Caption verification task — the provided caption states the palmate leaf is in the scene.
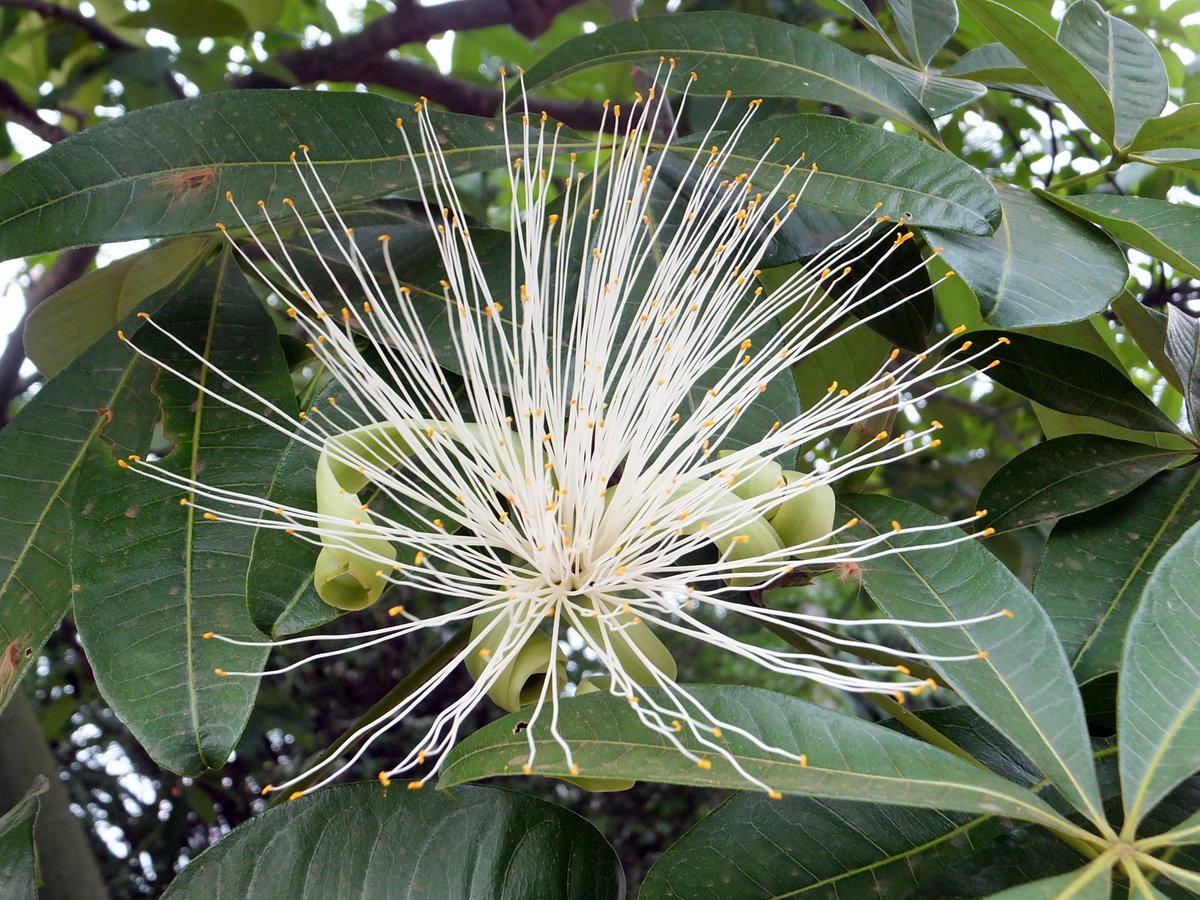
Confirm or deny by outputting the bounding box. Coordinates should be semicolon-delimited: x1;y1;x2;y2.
440;687;1067;832
977;435;1187;535
640;707;1040;899
161;784;623;900
840;495;1104;826
0;91;592;260
1036;469;1200;684
72;252;294;774
23;236;216;378
521;11;940;140
713;115;999;235
1119;519;1200;830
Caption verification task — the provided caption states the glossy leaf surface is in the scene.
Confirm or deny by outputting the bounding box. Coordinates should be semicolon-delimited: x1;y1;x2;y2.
841;495;1103;824
73;254;292;773
1036;468;1200;684
441;687;1064;829
161;784;623;900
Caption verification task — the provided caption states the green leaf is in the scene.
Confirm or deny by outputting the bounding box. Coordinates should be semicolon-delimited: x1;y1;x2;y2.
640;707;1039;900
1037;192;1200;281
73;253;294;774
870;57;988;118
958;0;1115;144
840;494;1104;825
963;331;1182;436
643;795;991;899
827;0;903;57
521;12;941;140
1129;103;1200;153
0;777;43;900
1056;0;1167;149
983;863;1113;899
442;687;1066;830
1113;292;1185;396
161;783;623;899
1036;469;1200;684
1119;518;1200;828
24;236;215;377
885;0;958;68
719;115;999;235
945;43;1045;85
978;435;1186;534
0;92;588;260
245;403;339;638
1166;306;1200;434
0;307;163;714
925;183;1127;328
118;0;249;37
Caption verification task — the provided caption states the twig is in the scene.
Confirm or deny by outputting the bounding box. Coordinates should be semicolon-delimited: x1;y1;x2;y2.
0;79;68;143
357;58;609;131
0;0;136;51
0;0;185;100
253;0;589;88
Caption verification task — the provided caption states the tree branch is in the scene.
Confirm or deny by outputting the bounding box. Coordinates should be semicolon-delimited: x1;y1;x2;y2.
262;0;588;87
0;79;68;144
0;0;135;50
356;58;609;131
0;0;185;100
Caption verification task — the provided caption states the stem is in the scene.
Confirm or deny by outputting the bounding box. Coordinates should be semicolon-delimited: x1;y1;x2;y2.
867;692;987;769
271;622;471;803
1047;156;1124;192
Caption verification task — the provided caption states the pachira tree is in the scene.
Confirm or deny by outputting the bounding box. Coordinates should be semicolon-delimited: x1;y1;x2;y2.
1;0;1199;897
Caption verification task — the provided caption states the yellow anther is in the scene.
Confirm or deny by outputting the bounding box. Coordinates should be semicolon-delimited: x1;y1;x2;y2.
202;631;215;639
288;792;303;801
768;790;782;800
407;782;423;791
696;759;712;770
378;772;391;787
388;605;406;617
214;668;228;677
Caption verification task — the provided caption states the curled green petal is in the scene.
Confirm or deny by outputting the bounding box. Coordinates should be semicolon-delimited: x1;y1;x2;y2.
312;420;512;609
313;449;397;610
466;610;566;713
769;474;836;549
573;609;678;683
672;478;785;587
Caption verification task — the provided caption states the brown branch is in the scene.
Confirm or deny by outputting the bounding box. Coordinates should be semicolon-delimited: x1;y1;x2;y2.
0;0;136;50
0;0;185;100
0;246;97;426
268;0;588;85
357;58;609;131
0;79;68;143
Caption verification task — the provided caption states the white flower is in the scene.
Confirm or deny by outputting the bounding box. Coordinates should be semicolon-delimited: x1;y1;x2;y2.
118;64;1009;800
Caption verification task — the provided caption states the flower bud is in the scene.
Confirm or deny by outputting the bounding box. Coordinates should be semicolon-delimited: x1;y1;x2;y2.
769;474;836;549
572;609;678;683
